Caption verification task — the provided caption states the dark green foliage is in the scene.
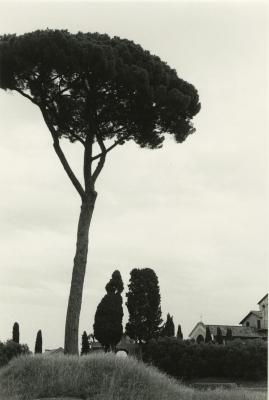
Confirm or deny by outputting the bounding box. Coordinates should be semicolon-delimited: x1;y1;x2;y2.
105;270;124;294
215;327;223;344
176;324;183;340
12;322;19;344
205;326;212;343
0;340;30;368
81;331;90;355
0;30;200;150
143;337;267;381
94;270;124;351
126;268;162;343
34;330;42;354
0;29;200;354
161;314;175;337
225;327;233;341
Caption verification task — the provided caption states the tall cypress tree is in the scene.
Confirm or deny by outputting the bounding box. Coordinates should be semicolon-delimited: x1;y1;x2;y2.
81;331;90;355
215;327;223;344
12;322;19;344
205;326;212;343
94;270;124;352
126;268;162;343
176;324;183;340
162;313;175;337
225;327;233;342
34;330;42;354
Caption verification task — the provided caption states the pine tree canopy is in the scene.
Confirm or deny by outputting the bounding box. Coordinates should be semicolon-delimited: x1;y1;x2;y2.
0;29;200;150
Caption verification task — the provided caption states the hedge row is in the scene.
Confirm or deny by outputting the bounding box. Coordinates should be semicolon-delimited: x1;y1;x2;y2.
142;337;267;380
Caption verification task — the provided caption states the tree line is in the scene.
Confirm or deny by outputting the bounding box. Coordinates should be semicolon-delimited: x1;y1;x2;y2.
0;322;43;368
82;267;183;354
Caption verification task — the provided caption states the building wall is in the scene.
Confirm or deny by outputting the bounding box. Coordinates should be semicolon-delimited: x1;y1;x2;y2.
241;313;262;329
259;296;268;330
189;323;206;342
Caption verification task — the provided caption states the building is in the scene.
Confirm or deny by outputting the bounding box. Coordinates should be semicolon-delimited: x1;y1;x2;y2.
239;294;268;332
44;347;64;356
189;294;268;343
88;333;138;355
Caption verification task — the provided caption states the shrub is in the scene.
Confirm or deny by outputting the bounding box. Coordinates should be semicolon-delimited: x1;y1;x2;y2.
143;337;267;381
0;340;30;368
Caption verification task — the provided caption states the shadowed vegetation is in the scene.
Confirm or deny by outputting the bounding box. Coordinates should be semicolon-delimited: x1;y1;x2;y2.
0;353;266;400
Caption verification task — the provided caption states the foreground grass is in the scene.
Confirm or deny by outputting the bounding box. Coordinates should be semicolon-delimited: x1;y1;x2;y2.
0;353;266;400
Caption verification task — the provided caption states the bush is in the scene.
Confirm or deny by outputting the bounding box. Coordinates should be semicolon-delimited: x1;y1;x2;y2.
143;337;267;381
0;340;30;368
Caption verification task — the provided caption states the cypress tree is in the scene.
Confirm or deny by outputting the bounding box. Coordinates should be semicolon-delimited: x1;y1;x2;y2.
94;270;124;352
176;324;183;340
215;327;223;344
34;330;42;354
162;314;175;337
126;268;162;343
225;327;233;342
81;331;90;355
205;326;212;343
12;322;19;343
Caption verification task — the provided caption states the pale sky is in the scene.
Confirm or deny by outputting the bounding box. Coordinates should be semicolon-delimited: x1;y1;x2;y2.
0;0;268;351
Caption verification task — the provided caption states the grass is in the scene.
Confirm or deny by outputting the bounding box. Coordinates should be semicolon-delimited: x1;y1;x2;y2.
0;353;267;400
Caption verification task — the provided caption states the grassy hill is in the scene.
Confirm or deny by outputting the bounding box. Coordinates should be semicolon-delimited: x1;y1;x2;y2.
0;353;266;400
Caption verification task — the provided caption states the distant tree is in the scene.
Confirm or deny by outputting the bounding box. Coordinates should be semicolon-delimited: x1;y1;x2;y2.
126;268;162;343
176;324;183;340
215;327;223;344
12;322;19;344
162;314;175;337
205;326;212;343
0;340;30;367
94;270;124;352
225;327;233;342
81;331;90;355
0;30;200;354
34;330;42;354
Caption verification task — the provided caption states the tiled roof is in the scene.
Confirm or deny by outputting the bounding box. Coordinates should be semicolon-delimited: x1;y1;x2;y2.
206;325;266;338
239;310;262;324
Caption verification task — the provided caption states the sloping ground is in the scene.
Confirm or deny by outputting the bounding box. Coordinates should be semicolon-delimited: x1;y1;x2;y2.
0;353;267;400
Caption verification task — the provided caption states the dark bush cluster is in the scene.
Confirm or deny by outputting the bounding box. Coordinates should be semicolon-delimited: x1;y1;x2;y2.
143;337;267;381
0;340;30;368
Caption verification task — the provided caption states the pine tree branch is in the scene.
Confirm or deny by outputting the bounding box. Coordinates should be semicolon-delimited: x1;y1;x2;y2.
69;132;86;146
91;139;121;161
40;106;85;199
83;134;93;191
14;88;39;106
91;134;106;183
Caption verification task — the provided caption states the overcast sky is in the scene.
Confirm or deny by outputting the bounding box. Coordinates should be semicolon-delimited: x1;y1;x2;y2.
0;0;268;351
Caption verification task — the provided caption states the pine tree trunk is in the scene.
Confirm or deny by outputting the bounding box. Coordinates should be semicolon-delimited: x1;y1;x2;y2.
64;192;97;354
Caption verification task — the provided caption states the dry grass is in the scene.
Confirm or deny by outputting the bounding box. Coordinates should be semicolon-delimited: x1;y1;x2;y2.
0;353;266;400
